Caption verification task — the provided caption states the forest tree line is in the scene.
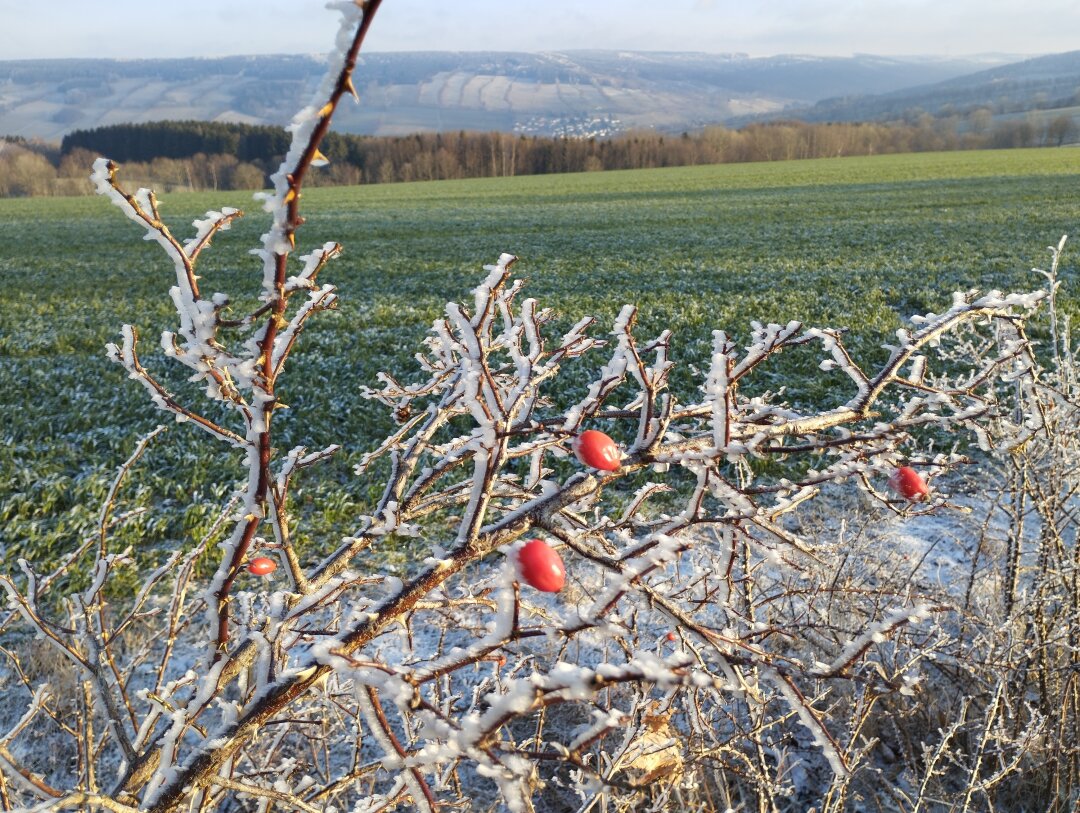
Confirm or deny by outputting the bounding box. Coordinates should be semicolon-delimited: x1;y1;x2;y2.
2;110;1077;197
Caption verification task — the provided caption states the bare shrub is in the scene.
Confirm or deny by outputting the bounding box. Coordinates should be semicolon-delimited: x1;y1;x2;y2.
0;4;1067;812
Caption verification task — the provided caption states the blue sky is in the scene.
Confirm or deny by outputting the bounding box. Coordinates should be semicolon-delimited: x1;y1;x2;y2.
1;0;1077;60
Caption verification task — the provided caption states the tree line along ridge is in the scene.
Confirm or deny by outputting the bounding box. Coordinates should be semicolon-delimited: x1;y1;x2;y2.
1;110;1077;196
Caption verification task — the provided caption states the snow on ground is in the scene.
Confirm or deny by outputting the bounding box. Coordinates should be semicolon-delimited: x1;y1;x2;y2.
0;466;1042;809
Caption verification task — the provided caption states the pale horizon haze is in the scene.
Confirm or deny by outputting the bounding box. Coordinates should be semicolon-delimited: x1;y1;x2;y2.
0;0;1076;61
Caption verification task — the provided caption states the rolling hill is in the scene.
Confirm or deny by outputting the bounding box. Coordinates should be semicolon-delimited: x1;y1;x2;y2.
780;50;1080;124
0;50;1018;141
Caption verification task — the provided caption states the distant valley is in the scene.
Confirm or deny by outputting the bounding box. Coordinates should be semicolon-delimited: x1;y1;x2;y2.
0;50;1029;141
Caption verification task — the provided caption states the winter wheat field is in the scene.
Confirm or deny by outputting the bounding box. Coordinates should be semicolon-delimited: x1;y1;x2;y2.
2;149;1077;569
2;145;1080;812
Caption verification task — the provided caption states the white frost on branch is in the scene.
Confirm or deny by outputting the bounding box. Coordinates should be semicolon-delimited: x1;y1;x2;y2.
812;604;933;677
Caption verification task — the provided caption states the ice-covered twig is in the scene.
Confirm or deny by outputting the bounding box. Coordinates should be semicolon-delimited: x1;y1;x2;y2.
106;326;245;446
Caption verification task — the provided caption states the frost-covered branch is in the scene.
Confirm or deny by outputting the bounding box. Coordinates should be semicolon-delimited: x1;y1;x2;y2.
108;248;1045;811
11;240;1047;811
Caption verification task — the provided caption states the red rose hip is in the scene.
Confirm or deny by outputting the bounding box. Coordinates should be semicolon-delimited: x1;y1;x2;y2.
888;466;930;502
247;556;278;576
516;539;566;593
572;430;621;471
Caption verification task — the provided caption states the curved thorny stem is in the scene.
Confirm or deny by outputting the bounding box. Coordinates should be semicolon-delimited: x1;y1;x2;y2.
90;0;385;668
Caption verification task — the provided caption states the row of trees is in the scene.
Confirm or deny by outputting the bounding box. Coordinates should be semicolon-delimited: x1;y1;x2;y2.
61;120;292;164
3;109;1078;196
0;140;267;197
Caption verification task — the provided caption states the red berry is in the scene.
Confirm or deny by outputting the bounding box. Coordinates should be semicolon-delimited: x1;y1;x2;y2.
572;430;621;471
666;632;678;642
247;556;277;576
888;466;930;502
517;539;566;593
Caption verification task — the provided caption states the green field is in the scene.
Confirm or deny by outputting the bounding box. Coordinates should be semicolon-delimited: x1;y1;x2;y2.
2;147;1079;567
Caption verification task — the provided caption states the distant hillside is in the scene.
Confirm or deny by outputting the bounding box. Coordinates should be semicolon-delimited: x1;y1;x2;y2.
780;50;1080;124
0;51;1014;141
